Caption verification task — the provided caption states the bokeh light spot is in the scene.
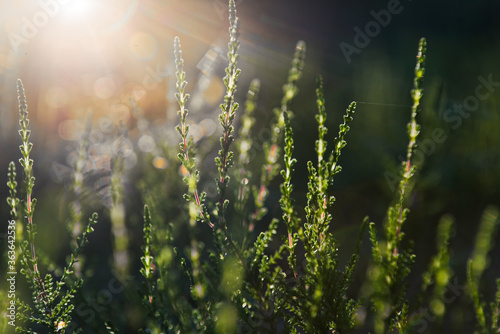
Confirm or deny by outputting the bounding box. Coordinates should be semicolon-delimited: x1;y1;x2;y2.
430;299;445;316
129;32;158;60
190;123;202;142
179;165;189;177
202;75;225;105
138;134;156;152
199;118;217;137
153;156;167;169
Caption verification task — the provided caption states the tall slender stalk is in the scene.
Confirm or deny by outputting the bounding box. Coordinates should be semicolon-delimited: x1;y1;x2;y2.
174;36;212;229
392;38;427;255
174;36;214;326
14;79;98;333
17;79;43;294
369;37;427;334
250;40;306;232
215;0;241;231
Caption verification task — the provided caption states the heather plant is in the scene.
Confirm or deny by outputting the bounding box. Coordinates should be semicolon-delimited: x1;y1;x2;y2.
6;80;99;333
366;38;426;334
139;2;404;332
138;2;366;332
2;1;500;333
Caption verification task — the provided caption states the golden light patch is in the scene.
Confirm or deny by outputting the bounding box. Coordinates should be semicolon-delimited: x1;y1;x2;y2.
202;75;225;106
129;31;158;60
56;321;66;331
179;164;189;177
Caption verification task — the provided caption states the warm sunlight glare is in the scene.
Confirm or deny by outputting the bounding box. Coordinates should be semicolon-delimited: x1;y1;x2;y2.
59;0;97;20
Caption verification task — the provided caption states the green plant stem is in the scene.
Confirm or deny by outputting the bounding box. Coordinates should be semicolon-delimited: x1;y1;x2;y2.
393;37;426;255
7;161;19;220
140;205;155;309
250;40;306;228
368;38;426;334
17;78;43;289
215;0;241;230
279;110;300;278
174;36;212;228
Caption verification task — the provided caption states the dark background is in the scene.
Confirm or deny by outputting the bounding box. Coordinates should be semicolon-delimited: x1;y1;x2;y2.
1;0;499;332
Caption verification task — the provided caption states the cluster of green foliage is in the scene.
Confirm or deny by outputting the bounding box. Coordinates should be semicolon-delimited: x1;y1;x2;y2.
2;1;499;333
5;80;98;333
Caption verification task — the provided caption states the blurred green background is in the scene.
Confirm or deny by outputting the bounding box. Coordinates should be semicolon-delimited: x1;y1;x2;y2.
1;0;499;332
